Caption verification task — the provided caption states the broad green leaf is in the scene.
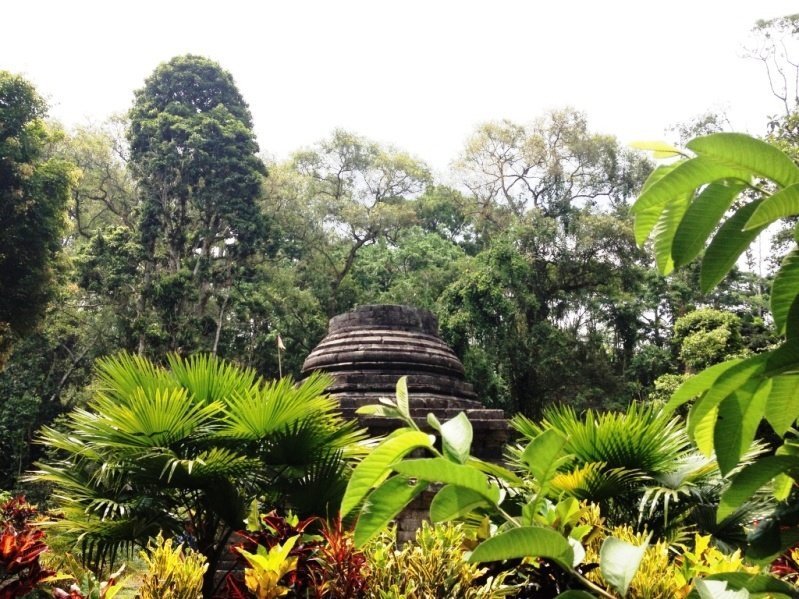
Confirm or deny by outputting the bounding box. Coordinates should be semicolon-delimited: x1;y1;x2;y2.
693;579;749;599
713;378;770;475
701;199;767;292
774;473;794;501
599;535;649;597
664;359;743;413
427;412;473;464
745;183;799;231
771;248;799;335
672;182;746;268
629;140;684;159
718;455;799;521
340;430;433;517
631;157;751;243
356;404;401;418
395;376;410;419
429;484;489;522
555;592;597;599
633;162;681;245
353;475;426;547
468;526;574;571
765;375;799;436
466;457;523;484
787;296;799;340
766;339;799;376
687;133;799;188
521;428;569;486
687;356;766;454
653;191;690;274
701;573;797;597
393;458;501;505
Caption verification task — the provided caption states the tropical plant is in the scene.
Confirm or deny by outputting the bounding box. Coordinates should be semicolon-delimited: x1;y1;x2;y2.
362;521;512;599
50;558;125;599
138;533;206;599
224;509;322;598
29;353;365;598
512;404;770;545
314;517;368;599
342;378;654;598
631;133;799;560
0;495;61;599
236;536;300;599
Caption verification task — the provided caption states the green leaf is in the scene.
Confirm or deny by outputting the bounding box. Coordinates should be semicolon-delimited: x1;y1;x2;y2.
521;428;569;487
599;535;649;597
353;475;426;547
356;404;402;418
631;157;751;244
429;484;489;522
672;182;746;268
746;183;799;231
468;526;574;571
555;592;597;599
787;296;799;340
395;376;410;419
687;133;799;188
393;458;501;505
427;412;473;464
340;430;433;517
766;339;799;376
718;455;799;521
693;579;749;599
687;356;766;455
765;375;799;436
701;199;767;292
629;140;684;159
702;573;797;597
713;378;769;476
664;359;743;413
653;191;691;274
771;248;799;336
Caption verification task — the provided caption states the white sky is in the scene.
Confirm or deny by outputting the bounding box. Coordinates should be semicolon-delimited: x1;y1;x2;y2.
3;0;798;173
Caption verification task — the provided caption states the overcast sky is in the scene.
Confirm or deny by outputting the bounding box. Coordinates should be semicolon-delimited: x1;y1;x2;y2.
3;1;798;172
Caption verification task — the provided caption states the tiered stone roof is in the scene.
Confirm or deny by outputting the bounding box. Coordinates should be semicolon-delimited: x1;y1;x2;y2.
301;304;508;461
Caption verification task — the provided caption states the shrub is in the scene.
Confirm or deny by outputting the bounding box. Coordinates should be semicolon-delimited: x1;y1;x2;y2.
138;534;206;599
362;522;512;599
0;495;55;598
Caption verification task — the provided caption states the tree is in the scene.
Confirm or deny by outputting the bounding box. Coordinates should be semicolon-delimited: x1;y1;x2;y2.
127;55;268;354
438;210;646;415
32;353;364;598
455;109;650;225
289;130;431;315
0;72;75;368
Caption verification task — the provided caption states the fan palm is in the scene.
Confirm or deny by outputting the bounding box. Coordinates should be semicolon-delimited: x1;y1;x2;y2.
511;403;769;543
29;352;365;598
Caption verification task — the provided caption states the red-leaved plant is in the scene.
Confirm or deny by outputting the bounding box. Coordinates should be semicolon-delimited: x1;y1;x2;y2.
0;496;55;599
223;511;322;598
312;517;367;599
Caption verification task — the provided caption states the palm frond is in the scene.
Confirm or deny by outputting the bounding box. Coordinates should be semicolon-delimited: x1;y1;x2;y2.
550;462;645;501
167;352;259;405
219;372;337;440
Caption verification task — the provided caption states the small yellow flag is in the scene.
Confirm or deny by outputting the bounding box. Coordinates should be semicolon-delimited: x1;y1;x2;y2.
277;334;286;351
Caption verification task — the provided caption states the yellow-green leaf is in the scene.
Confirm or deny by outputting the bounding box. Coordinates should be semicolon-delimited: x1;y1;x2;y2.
771;249;799;336
700;199;767;292
468;526;574;571
340;430;433;517
687;133;799;188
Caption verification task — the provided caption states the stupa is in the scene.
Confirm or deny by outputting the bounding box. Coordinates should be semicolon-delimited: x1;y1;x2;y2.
301;304;508;461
